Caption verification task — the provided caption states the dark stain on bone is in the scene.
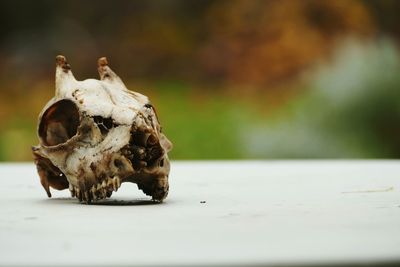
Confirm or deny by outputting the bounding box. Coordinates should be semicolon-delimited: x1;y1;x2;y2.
130;131;148;147
90;162;96;173
79;124;91;135
93;116;119;135
122;123;164;171
144;104;160;125
62;63;71;73
71;89;80;99
114;159;124;169
98;172;106;181
145;145;163;167
147;134;157;146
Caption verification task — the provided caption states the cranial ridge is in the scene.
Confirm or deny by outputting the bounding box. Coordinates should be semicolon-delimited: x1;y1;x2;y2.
32;55;172;203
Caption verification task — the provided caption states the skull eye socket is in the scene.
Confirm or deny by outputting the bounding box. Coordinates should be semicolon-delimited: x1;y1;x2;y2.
39;99;80;146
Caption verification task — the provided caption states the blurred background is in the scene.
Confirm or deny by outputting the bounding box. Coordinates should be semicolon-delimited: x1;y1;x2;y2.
0;0;400;161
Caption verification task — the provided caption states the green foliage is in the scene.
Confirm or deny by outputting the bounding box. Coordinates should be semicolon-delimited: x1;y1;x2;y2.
0;117;37;161
151;82;256;159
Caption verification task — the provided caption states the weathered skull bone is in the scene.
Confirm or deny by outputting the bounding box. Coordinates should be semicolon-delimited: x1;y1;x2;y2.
32;55;172;203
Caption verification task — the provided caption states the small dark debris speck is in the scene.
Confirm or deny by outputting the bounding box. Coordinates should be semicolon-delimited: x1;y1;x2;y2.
200;201;206;204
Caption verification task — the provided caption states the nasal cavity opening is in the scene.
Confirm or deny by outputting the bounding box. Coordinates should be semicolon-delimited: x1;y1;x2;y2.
39;99;80;146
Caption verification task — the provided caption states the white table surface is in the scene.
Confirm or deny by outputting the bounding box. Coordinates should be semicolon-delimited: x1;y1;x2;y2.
0;161;399;266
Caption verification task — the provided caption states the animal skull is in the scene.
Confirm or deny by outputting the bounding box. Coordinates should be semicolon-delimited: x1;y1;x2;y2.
32;55;172;203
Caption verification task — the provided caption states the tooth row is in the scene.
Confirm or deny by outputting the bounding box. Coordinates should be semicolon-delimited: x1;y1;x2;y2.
69;176;122;203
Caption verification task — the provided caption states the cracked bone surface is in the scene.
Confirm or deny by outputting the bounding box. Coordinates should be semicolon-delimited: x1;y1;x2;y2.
32;55;172;203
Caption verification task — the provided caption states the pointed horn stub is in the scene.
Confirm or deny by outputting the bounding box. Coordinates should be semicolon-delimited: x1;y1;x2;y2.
97;57;126;88
98;57;108;67
55;55;76;98
56;55;71;73
98;56;115;80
